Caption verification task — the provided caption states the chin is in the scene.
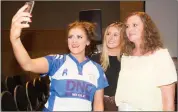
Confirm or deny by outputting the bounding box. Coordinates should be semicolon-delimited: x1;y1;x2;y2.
107;44;118;49
128;37;134;42
129;39;137;43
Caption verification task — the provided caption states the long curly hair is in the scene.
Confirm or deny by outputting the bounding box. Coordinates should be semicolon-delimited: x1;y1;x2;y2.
121;12;164;55
67;21;97;56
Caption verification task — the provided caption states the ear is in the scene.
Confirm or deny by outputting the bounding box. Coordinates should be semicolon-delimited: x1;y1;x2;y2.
86;41;90;46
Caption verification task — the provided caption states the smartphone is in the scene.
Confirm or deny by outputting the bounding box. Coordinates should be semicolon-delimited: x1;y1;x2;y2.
22;1;35;24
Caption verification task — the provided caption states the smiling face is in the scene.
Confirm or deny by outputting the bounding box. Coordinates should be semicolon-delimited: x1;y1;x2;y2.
105;26;121;49
68;27;90;56
125;15;144;45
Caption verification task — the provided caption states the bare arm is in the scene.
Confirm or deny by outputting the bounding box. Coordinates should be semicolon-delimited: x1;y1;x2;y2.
160;83;176;111
93;89;104;111
10;4;48;74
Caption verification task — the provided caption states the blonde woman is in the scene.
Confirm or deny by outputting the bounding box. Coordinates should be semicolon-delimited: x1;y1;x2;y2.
91;22;124;111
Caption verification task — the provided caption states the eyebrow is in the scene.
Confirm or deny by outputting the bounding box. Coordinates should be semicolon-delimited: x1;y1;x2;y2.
68;34;83;37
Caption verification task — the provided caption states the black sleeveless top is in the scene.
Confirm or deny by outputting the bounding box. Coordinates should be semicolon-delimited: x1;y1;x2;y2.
91;53;121;96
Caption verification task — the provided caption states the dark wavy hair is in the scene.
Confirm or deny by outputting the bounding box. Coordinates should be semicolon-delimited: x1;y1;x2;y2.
121;12;164;55
67;21;97;56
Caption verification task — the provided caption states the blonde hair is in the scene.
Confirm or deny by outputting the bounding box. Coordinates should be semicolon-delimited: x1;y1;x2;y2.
101;22;124;71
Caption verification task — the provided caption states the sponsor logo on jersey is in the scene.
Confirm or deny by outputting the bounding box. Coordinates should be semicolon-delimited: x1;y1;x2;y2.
65;80;95;101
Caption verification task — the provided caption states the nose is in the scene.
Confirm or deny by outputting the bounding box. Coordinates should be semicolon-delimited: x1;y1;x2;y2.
71;36;77;43
109;34;115;40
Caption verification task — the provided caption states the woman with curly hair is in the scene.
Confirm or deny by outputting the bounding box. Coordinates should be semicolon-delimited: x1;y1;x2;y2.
115;12;177;111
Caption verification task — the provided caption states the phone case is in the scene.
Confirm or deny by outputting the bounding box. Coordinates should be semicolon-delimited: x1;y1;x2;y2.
24;1;35;13
22;1;35;24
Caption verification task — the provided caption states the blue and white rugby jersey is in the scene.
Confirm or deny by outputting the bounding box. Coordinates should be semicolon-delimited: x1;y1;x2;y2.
42;54;109;111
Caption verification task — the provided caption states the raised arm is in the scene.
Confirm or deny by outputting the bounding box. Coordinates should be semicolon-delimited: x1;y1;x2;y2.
10;4;48;74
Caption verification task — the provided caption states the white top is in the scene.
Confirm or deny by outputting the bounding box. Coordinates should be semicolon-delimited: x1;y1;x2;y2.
115;48;177;111
42;54;108;111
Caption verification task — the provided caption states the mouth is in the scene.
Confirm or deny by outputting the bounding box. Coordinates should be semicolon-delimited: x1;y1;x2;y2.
72;44;80;48
129;33;136;37
108;41;115;44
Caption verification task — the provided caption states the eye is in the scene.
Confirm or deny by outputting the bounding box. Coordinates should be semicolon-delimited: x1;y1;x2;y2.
114;33;119;36
125;25;129;28
77;35;82;39
68;35;72;39
106;32;110;36
133;23;137;27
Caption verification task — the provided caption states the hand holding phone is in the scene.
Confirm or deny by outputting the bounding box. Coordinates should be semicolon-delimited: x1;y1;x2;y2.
22;1;35;24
